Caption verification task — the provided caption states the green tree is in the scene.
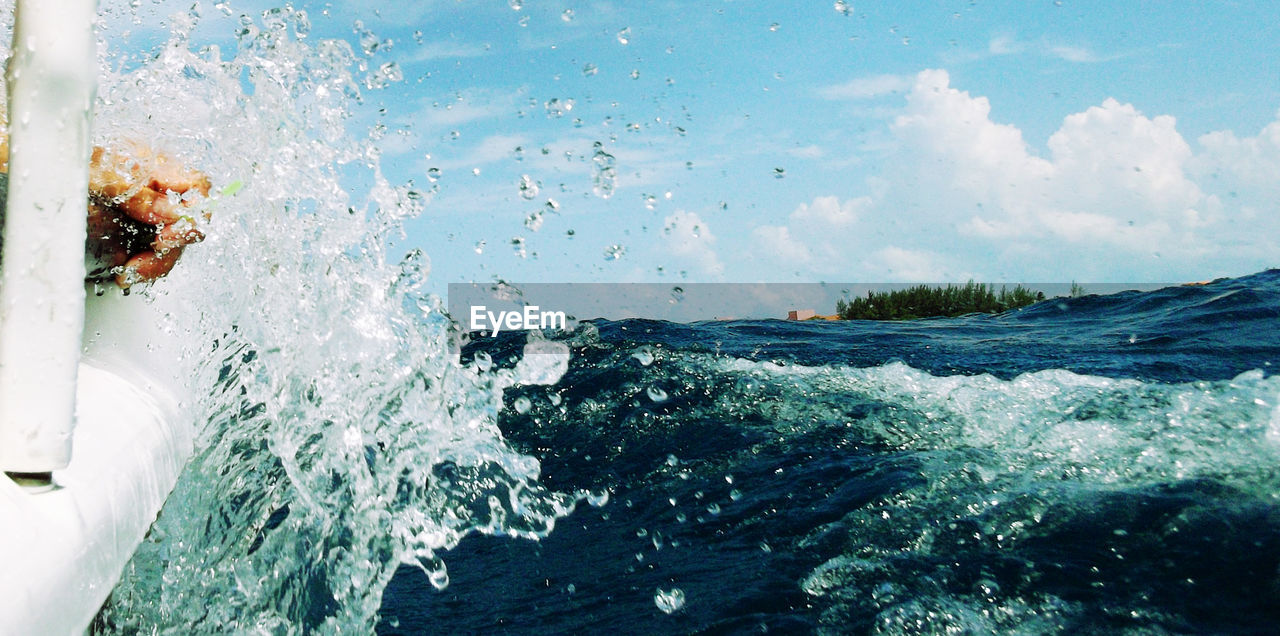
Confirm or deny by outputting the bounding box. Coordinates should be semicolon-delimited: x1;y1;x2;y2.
836;283;1045;321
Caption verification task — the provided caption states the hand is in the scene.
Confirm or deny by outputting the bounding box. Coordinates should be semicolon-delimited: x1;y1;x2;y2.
87;140;212;287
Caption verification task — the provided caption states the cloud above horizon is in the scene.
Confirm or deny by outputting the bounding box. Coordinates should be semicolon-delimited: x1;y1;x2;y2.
752;69;1279;281
663;210;724;278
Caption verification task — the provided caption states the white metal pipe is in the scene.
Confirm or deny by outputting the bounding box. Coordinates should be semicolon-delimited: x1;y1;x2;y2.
0;0;99;476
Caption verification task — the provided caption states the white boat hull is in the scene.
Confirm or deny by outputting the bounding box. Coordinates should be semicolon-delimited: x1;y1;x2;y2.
0;285;192;634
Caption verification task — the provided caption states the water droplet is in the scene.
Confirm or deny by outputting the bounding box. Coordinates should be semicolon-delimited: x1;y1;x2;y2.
474;352;493;371
729;488;742;501
512;237;527;258
354;20;387;56
602;244;626;261
655;588;686;614
592;142;617;198
834;0;853;16
518;175;540;200
769;22;780;31
630;69;641;80
524;210;545;231
666;454;680;467
473;239;486;254
617;27;631;45
706;502;721;515
647;386;669;403
675;512;687;523
472;167;481;176
545;97;574;118
773;167;786;179
513;396;532;414
367;61;403;89
509;0;522;10
562;9;575;21
582;63;598;76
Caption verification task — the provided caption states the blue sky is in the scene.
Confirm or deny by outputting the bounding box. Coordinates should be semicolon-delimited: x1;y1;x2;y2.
104;1;1280;294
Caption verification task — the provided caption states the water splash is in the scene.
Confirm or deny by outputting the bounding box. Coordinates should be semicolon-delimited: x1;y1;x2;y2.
88;7;582;633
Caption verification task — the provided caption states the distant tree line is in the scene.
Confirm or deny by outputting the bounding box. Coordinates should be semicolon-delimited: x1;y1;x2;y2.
835;282;1045;320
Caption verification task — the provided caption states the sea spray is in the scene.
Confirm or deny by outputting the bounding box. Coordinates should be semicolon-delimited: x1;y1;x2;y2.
83;5;582;633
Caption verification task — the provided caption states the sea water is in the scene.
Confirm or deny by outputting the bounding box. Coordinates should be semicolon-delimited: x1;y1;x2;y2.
386;274;1279;633
35;3;1279;634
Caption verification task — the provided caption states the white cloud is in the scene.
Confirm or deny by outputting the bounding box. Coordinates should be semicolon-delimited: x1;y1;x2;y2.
818;74;913;100
884;69;1209;255
865;247;951;281
746;69;1277;281
988;35;1023;56
410;88;524;131
1046;98;1203;221
945;35;1112;65
751;225;811;265
1047;44;1102;63
662;211;724;277
787;145;826;159
1194;113;1280;202
429;133;529;171
792;195;867;228
748;195;873;277
401;40;493;64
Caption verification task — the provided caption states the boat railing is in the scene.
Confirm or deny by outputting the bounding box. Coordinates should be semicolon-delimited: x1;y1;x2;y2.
0;0;99;489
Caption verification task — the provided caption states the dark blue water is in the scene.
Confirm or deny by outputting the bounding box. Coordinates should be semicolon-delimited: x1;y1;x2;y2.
379;270;1280;634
